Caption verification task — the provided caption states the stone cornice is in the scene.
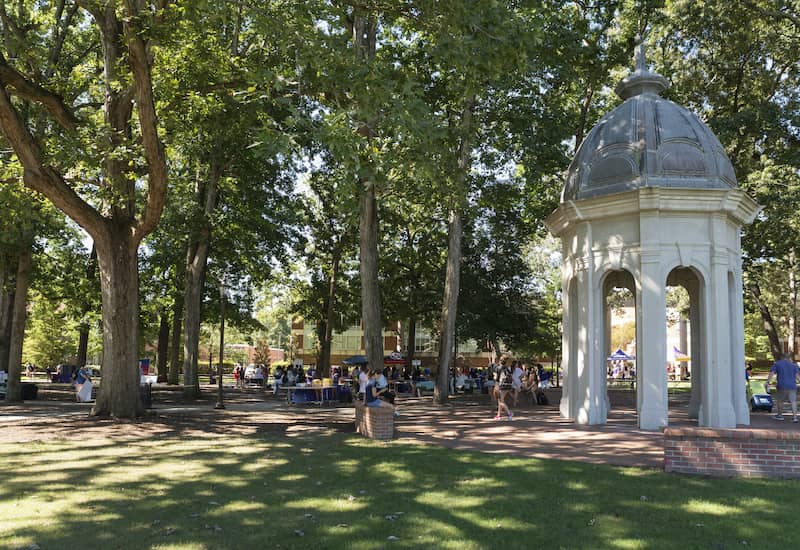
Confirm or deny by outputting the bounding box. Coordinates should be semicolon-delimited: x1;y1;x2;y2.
545;188;761;237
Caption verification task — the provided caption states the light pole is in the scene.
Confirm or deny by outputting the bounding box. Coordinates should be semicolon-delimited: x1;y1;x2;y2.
215;278;226;410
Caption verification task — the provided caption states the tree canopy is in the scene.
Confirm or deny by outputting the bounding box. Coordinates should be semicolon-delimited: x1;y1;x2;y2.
3;0;799;413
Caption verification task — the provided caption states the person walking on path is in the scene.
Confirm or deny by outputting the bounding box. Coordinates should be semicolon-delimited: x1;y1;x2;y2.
494;361;513;421
765;353;800;422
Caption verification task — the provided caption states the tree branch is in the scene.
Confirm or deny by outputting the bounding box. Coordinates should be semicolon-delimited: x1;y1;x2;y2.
123;1;167;244
0;83;104;237
0;52;79;130
45;2;80;79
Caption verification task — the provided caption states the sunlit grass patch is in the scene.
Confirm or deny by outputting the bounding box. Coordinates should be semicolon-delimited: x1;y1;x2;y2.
1;430;799;549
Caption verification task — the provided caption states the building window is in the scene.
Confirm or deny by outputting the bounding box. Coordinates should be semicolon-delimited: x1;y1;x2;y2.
415;332;433;353
332;326;363;352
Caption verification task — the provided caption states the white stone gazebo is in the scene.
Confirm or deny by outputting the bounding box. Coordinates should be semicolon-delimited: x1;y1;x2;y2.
545;43;760;430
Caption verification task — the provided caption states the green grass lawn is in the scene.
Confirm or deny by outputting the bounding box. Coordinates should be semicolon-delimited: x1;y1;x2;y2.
2;430;799;549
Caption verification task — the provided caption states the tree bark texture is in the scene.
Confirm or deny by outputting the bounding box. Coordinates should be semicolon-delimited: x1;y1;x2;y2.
434;95;474;404
168;294;183;385
360;180;384;374
0;4;167;417
789;250;797;357
5;247;31;402
749;280;783;360
318;252;341;376
75;243;97;368
156;311;170;382
0;264;12;373
435;208;463;404
351;12;383;373
406;316;416;369
91;228;143;417
182;239;207;398
181;163;220;397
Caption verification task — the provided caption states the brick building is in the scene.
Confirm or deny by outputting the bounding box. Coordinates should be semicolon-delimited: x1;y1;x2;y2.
290;319;492;371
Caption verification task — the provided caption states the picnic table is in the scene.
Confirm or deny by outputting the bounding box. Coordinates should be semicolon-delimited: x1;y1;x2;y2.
388;380;414;394
285;385;341;406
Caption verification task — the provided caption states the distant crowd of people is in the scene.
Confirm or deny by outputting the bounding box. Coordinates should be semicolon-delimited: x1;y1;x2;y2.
488;358;552;421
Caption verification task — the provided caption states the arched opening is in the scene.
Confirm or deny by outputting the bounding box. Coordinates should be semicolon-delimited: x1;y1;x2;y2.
602;269;637;416
666;267;704;424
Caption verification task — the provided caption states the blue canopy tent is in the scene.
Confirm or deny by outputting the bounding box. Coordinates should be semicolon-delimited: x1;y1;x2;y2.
669;346;690;362
608;349;635;361
341;355;368;365
342;354;407;366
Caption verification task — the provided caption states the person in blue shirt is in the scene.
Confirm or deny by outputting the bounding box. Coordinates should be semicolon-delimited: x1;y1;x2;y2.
74;366;92;402
766;353;800;422
365;370;396;415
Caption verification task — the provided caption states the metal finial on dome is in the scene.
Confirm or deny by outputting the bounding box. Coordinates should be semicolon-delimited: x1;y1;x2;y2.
634;34;647;72
615;35;669;100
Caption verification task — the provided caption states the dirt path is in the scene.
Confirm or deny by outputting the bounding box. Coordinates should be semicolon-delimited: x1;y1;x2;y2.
2;384;793;470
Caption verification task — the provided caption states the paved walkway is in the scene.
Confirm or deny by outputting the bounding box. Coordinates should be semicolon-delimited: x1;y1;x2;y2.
2;385;797;470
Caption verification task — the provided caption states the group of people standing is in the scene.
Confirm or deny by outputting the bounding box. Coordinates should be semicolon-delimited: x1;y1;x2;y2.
491;358;549;421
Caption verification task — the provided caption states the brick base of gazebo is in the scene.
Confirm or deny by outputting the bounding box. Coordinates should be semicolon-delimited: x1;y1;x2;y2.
665;427;800;478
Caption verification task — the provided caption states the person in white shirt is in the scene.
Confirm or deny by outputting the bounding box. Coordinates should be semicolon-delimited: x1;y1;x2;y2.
358;365;369;401
512;361;524;407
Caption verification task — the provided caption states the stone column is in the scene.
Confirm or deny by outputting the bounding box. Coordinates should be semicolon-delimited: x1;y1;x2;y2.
585;263;608;424
687;279;702;419
603;291;612;413
637;249;668;429
700;241;737;428
560;268;576;420
572;256;603;424
729;264;750;425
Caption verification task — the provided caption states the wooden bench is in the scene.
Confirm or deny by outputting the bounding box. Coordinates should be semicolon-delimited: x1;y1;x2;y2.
354;402;395;440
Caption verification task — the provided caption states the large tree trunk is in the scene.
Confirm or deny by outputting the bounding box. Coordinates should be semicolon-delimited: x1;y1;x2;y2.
360;180;384;373
168;294;183;385
0;3;166;418
182;163;220;397
351;13;383;373
749;279;783;360
182;239;208;398
318;253;341;377
156;310;169;382
75;244;97;368
492;339;502;363
0;263;12;373
406;316;416;369
434;95;474;405
5;247;32;402
789;250;797;357
92;229;143;417
435;208;463;404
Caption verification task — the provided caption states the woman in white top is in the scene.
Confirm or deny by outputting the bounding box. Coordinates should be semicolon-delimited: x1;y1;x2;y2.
511;361;524;407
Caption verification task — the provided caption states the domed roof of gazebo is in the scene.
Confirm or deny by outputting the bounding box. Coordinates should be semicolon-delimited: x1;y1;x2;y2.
562;42;737;202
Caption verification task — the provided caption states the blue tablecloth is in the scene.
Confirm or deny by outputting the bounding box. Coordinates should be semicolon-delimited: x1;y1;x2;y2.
287;386;339;404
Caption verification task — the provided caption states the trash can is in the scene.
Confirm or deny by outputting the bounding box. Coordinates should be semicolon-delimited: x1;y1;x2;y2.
140;383;152;409
21;382;38;400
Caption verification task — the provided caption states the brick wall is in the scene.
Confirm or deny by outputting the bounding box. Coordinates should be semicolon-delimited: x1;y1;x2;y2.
354;402;395;440
664;427;800;478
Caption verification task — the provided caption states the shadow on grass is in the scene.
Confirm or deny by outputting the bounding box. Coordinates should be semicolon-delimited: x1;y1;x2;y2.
3;426;800;550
